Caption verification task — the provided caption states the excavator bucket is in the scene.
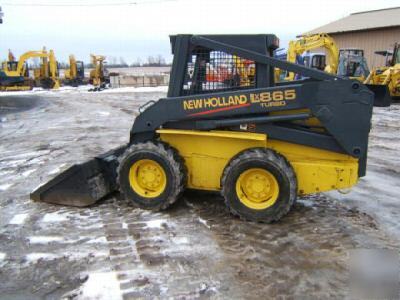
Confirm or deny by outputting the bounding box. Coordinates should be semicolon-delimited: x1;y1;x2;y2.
366;84;392;107
30;147;125;207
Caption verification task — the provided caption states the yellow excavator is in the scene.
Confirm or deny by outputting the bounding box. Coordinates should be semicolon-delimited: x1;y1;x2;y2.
89;54;108;91
0;49;54;91
364;43;400;99
32;47;60;89
284;33;339;80
1;49;28;78
282;33;370;82
64;55;85;86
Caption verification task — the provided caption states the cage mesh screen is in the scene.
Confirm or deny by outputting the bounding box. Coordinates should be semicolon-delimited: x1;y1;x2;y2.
182;49;256;95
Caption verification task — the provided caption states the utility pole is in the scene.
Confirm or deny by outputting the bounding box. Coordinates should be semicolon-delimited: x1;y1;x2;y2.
0;6;3;24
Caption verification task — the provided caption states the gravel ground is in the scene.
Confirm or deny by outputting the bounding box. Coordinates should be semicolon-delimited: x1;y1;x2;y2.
0;87;399;299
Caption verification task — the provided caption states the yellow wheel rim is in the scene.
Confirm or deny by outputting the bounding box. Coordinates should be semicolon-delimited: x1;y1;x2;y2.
235;168;279;210
129;159;167;198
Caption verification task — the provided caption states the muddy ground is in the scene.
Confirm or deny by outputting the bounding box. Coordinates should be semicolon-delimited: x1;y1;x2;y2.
0;87;399;299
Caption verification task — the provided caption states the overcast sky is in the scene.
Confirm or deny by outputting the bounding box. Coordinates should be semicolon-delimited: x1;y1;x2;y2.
0;0;399;64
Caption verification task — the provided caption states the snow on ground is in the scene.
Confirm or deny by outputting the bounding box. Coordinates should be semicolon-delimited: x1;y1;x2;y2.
28;236;64;244
24;250;109;265
0;90;399;299
0;183;13;191
48;163;67;175
103;86;168;93
42;212;70;222
9;213;28;225
0;85;168;97
22;169;36;177
74;272;122;300
198;217;211;229
144;219;167;229
25;253;59;262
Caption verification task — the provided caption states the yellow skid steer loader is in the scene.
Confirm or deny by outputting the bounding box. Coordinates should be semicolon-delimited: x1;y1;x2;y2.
31;34;391;223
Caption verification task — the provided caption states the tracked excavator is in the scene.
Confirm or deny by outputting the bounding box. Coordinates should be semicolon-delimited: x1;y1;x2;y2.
64;55;85;86
285;34;370;81
31;34;391;223
32;48;60;89
284;33;340;80
89;54;108;91
365;43;400;99
0;49;56;91
283;34;388;100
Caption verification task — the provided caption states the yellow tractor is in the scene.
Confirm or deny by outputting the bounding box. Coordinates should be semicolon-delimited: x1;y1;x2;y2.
364;43;400;99
31;34;391;223
32;47;60;89
64;55;85;86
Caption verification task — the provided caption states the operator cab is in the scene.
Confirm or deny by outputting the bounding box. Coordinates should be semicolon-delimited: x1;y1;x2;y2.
374;43;399;67
76;61;85;78
1;61;29;77
293;52;326;80
338;48;369;78
303;52;326;71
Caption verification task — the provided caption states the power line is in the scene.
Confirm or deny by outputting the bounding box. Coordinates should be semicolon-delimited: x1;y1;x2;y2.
1;0;178;7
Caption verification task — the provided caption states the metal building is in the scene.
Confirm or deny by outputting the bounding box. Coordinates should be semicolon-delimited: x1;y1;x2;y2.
303;7;400;68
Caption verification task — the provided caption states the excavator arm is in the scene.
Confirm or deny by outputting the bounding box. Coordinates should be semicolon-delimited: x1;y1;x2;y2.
90;54;106;88
66;55;77;79
8;49;15;62
285;33;339;80
3;49;59;89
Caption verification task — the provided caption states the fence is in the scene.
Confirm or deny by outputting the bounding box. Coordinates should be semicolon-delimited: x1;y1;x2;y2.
109;74;169;88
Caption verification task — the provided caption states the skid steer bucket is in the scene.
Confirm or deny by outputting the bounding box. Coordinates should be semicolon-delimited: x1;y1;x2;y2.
30;147;125;207
366;84;392;107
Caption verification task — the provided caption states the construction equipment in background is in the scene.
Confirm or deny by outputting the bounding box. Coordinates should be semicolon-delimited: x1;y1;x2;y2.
284;33;339;80
89;54;108;91
204;54;255;88
364;43;400;99
337;48;370;81
0;50;40;91
282;34;389;99
32;47;60;89
31;34;391;223
283;34;369;82
1;49;28;78
64;55;85;86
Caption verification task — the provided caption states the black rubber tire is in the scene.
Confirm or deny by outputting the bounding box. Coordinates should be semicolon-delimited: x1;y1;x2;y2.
117;141;186;211
221;148;297;223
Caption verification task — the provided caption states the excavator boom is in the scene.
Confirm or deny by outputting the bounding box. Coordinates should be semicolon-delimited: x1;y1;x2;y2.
2;48;60;89
285;33;339;80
